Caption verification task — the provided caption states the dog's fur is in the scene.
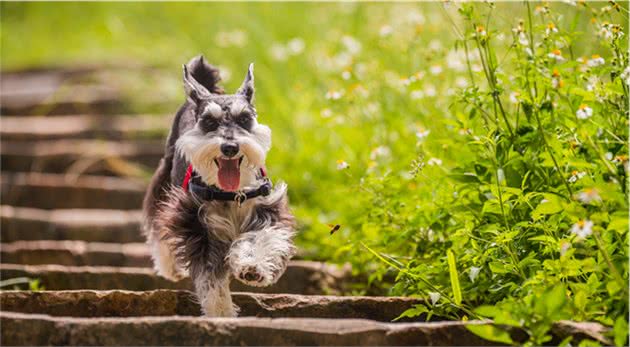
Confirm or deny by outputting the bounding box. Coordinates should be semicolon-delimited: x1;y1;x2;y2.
142;55;295;317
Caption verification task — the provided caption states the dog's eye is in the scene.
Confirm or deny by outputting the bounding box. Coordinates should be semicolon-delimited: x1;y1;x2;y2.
236;114;252;130
199;117;219;132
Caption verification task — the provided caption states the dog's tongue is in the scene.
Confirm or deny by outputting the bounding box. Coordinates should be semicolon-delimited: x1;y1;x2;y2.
217;158;240;192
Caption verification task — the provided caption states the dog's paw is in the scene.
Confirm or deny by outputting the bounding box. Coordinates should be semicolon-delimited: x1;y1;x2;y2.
233;264;278;287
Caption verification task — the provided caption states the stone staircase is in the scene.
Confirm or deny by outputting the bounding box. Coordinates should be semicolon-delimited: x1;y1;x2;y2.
0;67;610;346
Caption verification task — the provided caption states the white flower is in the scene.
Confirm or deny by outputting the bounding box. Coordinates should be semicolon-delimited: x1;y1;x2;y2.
424;84;437;97
215;30;248;48
576;104;593;119
325;90;344;100
535;5;549;14
545;23;558;36
548;49;565;62
287;38;305;55
410;90;424;99
509;91;520;104
587;55;605;67
341;71;352;80
455;77;468;88
571;220;594;239
427;157;442;166
620;66;630;86
586;76;599;91
446;50;467;72
568;170;587;183
518;32;529;46
475;25;487;38
341;35;362;55
524;47;534;57
605;152;613;161
336;160;349;170
560;241;571;256
270;43;288;61
416;128;430;140
320;108;333;118
429;40;442;51
407;11;425;25
370;146;391;160
430;65;443;75
429;292;441;305
379;25;393;37
469;267;481;283
577;188;602;204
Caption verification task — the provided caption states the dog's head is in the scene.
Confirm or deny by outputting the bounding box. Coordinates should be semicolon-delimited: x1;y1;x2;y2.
176;59;271;192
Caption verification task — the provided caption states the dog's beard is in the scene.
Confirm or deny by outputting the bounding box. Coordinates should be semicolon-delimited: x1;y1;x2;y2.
176;124;271;192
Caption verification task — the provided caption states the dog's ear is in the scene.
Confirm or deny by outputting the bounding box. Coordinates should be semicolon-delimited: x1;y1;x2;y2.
236;63;255;103
183;64;212;105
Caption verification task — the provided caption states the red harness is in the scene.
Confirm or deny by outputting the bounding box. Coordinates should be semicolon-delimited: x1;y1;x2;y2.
181;164;267;191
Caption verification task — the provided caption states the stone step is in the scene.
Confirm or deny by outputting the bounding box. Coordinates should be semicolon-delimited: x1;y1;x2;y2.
0;262;349;295
0;173;145;210
0;240;315;266
1;114;170;141
1;241;150;267
0;290;422;322
1;139;162;175
0;66;132;116
0;311;609;346
0;84;122;116
0;206;143;242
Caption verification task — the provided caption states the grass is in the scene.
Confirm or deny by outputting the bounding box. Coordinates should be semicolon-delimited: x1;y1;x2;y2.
2;2;628;345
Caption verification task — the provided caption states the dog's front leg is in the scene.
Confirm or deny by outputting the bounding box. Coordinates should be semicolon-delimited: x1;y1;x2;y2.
193;271;237;317
227;226;295;287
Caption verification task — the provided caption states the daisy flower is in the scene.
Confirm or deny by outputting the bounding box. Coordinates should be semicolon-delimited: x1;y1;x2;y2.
416;128;430;140
336;160;349;170
577;188;602;204
548;49;565;62
546;23;558;35
576;104;593;119
587;54;605;67
568;170;587;183
571;219;593;239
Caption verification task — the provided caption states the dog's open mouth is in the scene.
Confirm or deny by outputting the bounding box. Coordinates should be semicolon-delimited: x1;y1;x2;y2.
214;156;243;192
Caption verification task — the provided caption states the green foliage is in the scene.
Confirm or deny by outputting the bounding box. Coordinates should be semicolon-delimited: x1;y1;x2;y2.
1;2;627;344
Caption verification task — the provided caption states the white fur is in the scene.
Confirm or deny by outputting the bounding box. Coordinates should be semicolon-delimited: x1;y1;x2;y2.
147;228;185;281
175;121;271;190
228;225;295;287
194;274;238;317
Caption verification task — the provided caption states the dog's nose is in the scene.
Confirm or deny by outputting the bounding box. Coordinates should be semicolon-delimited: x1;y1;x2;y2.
220;143;239;157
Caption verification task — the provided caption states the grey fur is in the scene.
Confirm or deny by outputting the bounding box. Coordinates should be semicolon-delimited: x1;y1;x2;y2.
142;55;296;316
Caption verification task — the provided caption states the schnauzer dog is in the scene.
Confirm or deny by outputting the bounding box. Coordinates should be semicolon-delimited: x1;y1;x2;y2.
142;55;296;317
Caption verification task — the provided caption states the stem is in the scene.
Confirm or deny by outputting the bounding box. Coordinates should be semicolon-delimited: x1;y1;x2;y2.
593;232;628;297
533;109;574;199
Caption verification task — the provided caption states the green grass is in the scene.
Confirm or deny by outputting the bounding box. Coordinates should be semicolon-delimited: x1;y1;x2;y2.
2;2;628;345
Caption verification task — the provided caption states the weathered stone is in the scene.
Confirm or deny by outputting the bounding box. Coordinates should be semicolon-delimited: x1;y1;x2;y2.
0;261;349;295
0;312;499;346
0;173;145;210
0;68;122;115
0;115;169;141
0;290;423;321
0;311;610;346
1;241;150;267
0;139;162;175
0;206;144;243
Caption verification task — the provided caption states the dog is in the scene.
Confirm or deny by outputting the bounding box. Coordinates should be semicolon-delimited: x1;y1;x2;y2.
142;55;296;317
